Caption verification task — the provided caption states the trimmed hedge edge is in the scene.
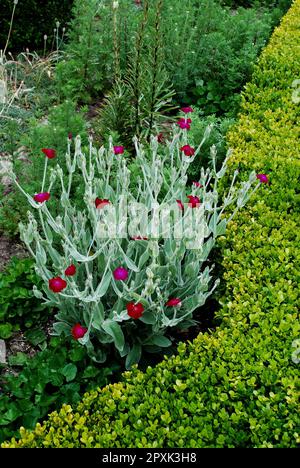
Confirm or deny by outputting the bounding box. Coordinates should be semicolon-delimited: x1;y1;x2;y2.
2;0;300;448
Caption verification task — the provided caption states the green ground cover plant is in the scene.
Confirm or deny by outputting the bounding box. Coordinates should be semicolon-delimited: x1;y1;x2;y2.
2;0;298;447
0;336;120;443
0;0;74;52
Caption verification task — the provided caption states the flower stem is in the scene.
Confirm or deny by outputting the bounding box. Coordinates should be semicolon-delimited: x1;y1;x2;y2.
41;157;48;192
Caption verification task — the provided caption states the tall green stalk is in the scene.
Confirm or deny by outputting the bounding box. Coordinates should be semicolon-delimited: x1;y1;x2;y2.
148;0;163;137
133;0;149;138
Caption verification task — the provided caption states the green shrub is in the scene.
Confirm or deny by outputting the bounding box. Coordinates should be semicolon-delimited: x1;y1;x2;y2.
183;4;273;115
97;0;176;144
3;0;299;448
0;257;48;339
13;123;257;367
219;1;293;28
0;0;74;52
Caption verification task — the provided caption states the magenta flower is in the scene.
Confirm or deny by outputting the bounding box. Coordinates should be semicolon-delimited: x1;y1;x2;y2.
177;118;192;130
166;298;182;307
49;277;67;293
256;174;269;184
113;146;125;155
65;264;76;276
42;148;56;159
192;181;202;188
71;323;88;340
113;267;129;281
181;106;193;114
34;192;50;203
157;132;164;143
180;145;195;157
68;133;73;140
187;195;200;208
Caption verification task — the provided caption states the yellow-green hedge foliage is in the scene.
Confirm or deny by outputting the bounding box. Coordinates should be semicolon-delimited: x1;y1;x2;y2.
3;0;300;448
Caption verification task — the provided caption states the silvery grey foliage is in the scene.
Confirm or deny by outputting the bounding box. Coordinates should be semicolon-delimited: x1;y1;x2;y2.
11;127;258;367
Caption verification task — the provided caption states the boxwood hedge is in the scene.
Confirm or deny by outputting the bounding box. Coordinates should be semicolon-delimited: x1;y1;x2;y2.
2;0;300;448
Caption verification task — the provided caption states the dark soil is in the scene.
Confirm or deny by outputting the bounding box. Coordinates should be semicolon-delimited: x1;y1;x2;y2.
0;235;28;272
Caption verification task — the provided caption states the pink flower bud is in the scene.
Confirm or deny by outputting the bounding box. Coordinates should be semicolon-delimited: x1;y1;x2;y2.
177;200;184;211
34;192;50;203
181;106;193;114
65;264;76;276
95;198;110;209
256;174;269;184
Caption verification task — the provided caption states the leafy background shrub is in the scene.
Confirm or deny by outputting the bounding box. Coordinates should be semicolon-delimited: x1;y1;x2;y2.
162;0;274;113
220;0;291;8
15;128;257;368
2;0;298;447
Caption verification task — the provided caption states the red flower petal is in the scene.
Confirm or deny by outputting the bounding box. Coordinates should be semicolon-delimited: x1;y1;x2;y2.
42;148;56;159
180;145;195;157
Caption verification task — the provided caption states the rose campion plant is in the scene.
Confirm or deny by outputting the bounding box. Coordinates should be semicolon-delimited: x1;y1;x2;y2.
11;127;260;368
